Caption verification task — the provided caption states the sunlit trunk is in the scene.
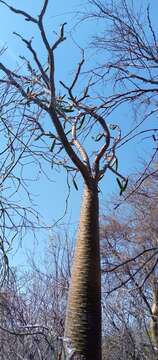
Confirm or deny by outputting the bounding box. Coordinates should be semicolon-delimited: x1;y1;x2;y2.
150;286;158;353
64;182;101;360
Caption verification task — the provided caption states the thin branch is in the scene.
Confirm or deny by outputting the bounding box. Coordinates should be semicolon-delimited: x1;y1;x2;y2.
39;0;49;21
0;0;38;23
72;114;91;171
13;32;49;87
103;247;158;273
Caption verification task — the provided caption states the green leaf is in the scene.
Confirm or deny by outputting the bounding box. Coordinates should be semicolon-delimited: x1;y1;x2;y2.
35;133;43;141
60;95;66;100
72;178;78;191
123;177;128;192
116;177;122;194
3;253;9;268
63;107;74;113
115;158;118;172
99;173;104;181
111;157;118;172
50;139;56;152
109;124;118;130
116;177;128;195
95;133;104;142
79;115;85;129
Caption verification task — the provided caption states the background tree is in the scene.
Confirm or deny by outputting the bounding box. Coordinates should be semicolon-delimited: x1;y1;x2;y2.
85;0;158;185
0;232;72;359
100;165;158;359
0;62;42;287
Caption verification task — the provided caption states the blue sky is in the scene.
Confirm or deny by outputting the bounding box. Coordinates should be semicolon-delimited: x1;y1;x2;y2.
0;1;157;269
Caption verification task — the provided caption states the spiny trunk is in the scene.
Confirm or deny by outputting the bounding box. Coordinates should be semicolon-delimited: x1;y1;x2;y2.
64;182;101;360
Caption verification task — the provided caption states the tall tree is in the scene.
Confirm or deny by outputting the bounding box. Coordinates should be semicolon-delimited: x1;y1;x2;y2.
0;1;126;358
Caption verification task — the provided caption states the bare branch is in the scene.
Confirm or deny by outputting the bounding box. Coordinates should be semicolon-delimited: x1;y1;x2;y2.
38;0;49;21
13;32;50;87
72;114;91;171
0;0;38;23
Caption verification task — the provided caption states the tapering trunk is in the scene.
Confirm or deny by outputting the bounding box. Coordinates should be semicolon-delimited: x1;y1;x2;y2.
64;182;101;360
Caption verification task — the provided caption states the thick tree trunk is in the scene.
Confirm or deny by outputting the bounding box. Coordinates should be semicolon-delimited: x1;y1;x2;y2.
64;182;101;360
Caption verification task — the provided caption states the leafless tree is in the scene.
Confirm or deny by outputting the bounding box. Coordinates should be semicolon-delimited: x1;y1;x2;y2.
100;166;158;358
84;0;158;188
0;54;45;288
0;231;73;359
0;1;131;358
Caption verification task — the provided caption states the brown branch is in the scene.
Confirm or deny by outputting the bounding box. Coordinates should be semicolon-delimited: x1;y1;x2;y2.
39;0;49;21
72;114;91;171
107;250;158;295
70;57;85;91
0;0;38;23
0;62;50;110
114;148;158;209
103;247;158;273
60;76;111;179
51;23;67;52
0;18;92;187
13;32;49;87
49;107;91;184
38;21;67;103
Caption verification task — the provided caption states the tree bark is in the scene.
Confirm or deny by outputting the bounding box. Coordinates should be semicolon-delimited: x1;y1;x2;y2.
150;286;158;356
64;181;101;360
